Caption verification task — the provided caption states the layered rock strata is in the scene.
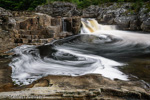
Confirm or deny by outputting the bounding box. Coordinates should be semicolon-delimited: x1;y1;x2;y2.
0;7;81;55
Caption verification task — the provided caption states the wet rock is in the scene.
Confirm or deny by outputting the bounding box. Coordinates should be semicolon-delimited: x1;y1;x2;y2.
62;17;81;34
33;79;49;87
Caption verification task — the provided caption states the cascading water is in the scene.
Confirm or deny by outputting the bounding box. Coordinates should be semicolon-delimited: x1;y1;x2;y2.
9;18;150;85
81;18;116;33
62;18;67;32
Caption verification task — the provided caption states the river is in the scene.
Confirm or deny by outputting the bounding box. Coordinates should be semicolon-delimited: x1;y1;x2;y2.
9;19;150;87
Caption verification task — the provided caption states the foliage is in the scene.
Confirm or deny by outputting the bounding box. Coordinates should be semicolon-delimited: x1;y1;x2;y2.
145;2;150;13
0;0;149;11
46;0;150;9
0;0;46;11
132;0;144;12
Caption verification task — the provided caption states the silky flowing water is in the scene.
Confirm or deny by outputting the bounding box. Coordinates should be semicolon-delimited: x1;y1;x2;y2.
9;19;150;86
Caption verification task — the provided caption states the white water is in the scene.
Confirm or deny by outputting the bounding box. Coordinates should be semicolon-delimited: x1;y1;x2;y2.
9;19;150;85
81;19;150;45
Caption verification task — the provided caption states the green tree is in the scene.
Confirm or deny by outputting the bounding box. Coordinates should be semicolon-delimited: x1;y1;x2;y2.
0;0;149;11
0;0;46;11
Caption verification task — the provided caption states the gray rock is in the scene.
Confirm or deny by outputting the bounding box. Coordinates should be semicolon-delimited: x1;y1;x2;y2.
148;12;150;16
35;4;53;15
0;7;12;16
97;3;129;24
130;19;141;30
35;2;81;17
121;3;132;9
114;16;136;29
141;17;150;32
139;7;149;22
82;5;100;18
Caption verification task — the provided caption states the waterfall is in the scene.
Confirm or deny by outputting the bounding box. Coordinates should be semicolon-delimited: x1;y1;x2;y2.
81;18;150;45
62;18;67;31
81;19;117;34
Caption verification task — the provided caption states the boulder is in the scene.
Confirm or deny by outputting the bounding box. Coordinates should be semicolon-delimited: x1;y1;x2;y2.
82;5;100;18
98;12;116;24
15;13;52;31
141;18;150;32
0;7;12;16
35;4;53;16
1;16;16;30
114;16;136;30
96;3;150;31
139;7;149;22
96;3;128;24
138;7;150;32
0;7;15;30
130;19;141;30
35;2;81;17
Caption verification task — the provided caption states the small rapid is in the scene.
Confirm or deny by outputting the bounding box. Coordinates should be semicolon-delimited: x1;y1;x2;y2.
9;19;150;85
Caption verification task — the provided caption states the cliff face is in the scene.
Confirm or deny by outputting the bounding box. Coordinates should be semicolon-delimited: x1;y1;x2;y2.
11;13;81;44
0;7;81;55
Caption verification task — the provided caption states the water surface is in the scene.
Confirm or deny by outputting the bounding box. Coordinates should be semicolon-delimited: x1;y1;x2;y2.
9;19;150;86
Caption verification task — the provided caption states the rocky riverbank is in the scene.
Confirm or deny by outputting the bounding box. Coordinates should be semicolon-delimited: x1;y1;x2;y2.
0;66;150;100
